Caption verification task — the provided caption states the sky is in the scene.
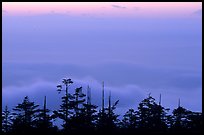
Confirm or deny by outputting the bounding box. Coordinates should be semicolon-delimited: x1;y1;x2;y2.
2;2;202;123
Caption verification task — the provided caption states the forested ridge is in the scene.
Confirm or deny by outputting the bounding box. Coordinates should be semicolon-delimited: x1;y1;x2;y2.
2;78;202;135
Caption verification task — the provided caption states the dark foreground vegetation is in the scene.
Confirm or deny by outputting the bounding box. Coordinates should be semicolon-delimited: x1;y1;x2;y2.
2;78;203;135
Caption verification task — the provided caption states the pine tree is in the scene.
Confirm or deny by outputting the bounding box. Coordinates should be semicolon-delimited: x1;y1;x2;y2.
81;86;98;131
106;97;120;130
54;78;73;131
35;96;54;133
122;109;138;129
172;106;192;130
68;86;86;131
81;103;98;131
152;101;170;131
187;111;202;130
2;105;12;133
137;94;169;131
12;96;39;133
97;100;119;131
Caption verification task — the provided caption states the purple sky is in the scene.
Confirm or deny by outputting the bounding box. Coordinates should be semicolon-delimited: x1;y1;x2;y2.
2;3;202;122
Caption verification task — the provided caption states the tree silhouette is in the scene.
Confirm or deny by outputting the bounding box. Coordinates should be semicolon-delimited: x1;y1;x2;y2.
187;112;202;131
152;100;170;131
106;99;120;130
121;109;138;129
137;94;169;131
35;96;54;133
11;96;39;133
2;105;12;133
68;86;87;131
54;78;73;131
79;86;98;132
97;99;119;132
2;77;202;134
172;106;192;130
81;101;98;131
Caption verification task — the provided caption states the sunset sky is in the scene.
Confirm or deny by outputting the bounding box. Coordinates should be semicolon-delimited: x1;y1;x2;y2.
2;2;202;18
2;2;202;123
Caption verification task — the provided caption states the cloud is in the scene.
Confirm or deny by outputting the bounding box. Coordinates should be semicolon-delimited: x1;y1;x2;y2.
2;78;146;116
3;62;201;91
4;60;203;96
2;80;59;109
2;61;201;114
2;75;201;118
112;5;126;9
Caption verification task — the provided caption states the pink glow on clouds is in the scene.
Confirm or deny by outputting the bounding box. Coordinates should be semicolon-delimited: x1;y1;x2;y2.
2;2;202;18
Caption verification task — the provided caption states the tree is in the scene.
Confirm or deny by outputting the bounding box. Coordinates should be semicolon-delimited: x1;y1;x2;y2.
72;87;86;117
2;105;12;133
54;78;73;131
172;106;192;130
79;86;98;131
137;94;169;131
68;87;86;130
81;102;98;131
187;112;202;130
12;96;39;133
106;99;120;130
97;99;119;131
73;86;97;132
122;109;138;129
35;96;54;133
